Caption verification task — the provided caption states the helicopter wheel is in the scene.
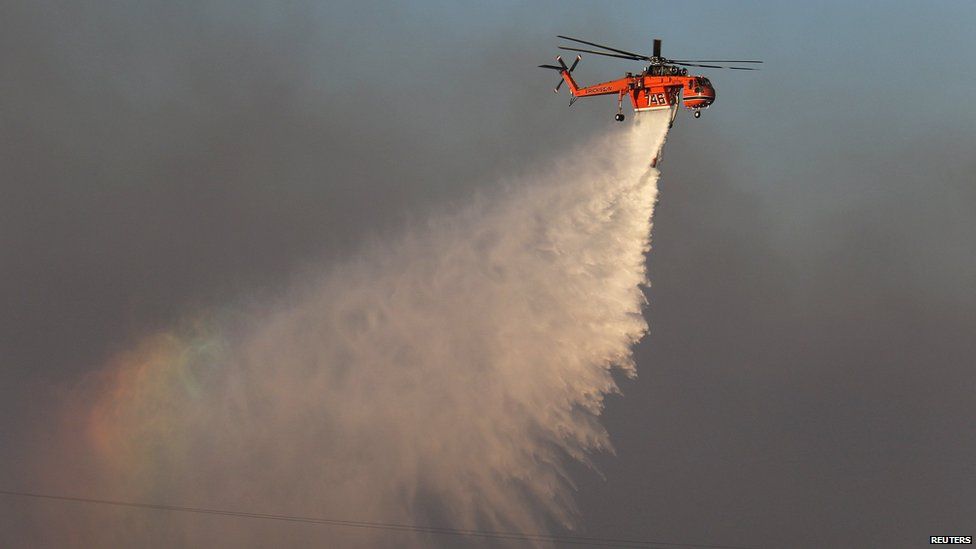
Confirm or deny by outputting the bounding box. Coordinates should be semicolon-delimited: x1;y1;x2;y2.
614;113;625;122
694;110;701;119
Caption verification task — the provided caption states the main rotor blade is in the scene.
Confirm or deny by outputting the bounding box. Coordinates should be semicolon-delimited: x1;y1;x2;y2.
672;59;763;63
557;35;649;60
673;62;723;68
675;61;759;70
558;46;644;61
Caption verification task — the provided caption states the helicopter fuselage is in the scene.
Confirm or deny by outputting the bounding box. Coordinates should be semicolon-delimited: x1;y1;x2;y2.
559;66;716;114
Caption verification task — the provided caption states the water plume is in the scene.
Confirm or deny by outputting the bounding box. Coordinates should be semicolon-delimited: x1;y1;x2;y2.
41;111;671;547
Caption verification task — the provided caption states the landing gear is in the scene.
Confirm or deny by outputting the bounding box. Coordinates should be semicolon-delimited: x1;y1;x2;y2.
615;93;625;122
614;113;625;122
694;110;701;119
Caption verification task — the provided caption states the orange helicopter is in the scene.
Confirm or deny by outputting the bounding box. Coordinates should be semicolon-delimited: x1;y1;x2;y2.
540;36;761;126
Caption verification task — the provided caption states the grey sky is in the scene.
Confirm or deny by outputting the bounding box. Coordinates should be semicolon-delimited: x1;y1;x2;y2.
2;1;974;547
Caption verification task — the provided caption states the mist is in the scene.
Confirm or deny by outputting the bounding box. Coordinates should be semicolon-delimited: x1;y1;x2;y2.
14;113;670;547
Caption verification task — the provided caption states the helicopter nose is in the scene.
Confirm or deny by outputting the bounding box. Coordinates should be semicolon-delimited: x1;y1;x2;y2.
682;85;715;110
700;85;716;106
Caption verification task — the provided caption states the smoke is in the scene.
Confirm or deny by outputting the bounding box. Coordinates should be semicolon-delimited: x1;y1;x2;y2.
33;112;670;547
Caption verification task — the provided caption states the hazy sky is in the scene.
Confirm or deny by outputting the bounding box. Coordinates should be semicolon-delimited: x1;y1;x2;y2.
2;1;974;547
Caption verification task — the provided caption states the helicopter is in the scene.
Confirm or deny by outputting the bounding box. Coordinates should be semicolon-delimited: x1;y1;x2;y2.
540;36;761;126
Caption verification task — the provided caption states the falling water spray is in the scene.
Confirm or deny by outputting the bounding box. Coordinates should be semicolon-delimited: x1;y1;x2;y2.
40;111;672;547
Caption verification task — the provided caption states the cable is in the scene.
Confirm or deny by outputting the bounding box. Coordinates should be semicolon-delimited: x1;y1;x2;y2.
0;489;753;549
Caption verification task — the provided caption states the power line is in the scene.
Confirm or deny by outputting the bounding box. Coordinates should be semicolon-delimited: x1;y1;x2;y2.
0;489;753;549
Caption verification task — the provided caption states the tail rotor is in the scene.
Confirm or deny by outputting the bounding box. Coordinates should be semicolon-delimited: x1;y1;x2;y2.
539;54;581;93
